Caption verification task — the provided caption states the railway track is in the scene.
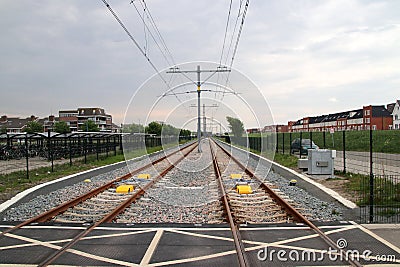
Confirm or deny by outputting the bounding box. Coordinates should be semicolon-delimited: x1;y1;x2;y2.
209;138;362;267
0;141;198;266
0;138;364;266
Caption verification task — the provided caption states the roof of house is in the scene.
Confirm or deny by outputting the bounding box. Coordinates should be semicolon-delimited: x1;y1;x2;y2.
309;115;327;124
324;111;350;122
348;109;363;119
0;117;31;129
292;107;372;126
387;103;395;113
371;105;392;117
77;108;107;116
59;110;78;114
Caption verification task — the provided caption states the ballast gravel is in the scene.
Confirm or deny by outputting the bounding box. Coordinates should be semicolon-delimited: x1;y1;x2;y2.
1;140;344;222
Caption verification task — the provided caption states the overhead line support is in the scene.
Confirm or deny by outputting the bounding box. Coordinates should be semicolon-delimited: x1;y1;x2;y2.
166;65;230;152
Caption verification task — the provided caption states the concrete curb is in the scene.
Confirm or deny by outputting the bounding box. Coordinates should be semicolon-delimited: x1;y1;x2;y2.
0;144;184;213
0;161;123;213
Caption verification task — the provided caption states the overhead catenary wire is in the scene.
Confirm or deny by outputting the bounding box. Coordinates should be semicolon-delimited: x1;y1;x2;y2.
138;0;176;66
131;0;194;116
219;0;233;66
215;0;233;100
221;0;249;101
130;1;173;66
101;0;164;83
100;0;192;115
229;0;249;69
213;0;250;119
223;0;245;67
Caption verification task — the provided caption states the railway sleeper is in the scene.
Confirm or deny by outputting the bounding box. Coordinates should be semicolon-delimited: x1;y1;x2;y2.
242;219;289;224
227;191;268;197
235;212;287;220
232;206;282;213
95;194;131;200
208;210;225;217
62;211;107;217
228;195;273;201
80;202;119;208
91;196;130;202
229;199;274;205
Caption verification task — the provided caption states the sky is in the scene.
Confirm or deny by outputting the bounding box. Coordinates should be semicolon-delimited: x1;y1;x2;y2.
1;0;399;130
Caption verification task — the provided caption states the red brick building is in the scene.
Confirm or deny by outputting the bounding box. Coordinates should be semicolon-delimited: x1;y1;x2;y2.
59;108;113;132
288;105;392;132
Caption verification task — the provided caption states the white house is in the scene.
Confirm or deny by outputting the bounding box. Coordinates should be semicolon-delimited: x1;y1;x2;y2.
387;100;400;130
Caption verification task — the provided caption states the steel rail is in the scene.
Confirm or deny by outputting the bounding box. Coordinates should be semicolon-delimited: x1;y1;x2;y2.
0;141;194;237
37;142;198;267
209;140;249;267
212;138;362;267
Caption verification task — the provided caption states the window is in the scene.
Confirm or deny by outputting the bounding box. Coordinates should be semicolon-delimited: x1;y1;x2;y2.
396;124;399;129
372;125;377;130
365;118;370;123
395;115;399;120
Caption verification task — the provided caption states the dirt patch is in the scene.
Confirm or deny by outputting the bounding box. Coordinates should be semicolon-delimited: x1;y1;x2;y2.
290;166;358;204
318;177;358;204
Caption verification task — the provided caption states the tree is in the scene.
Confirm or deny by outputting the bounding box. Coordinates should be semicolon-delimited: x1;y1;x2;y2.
226;116;244;137
24;121;43;133
179;129;191;137
161;124;179;136
54;121;71;134
0;126;7;134
123;123;145;133
145;121;162;135
80;120;99;132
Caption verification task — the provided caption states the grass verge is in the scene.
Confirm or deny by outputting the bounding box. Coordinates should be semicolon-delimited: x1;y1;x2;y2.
0;142;187;203
273;153;298;168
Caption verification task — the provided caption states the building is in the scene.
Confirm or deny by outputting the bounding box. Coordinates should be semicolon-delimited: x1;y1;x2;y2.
260;125;288;133
1;115;29;133
387;100;400;129
59;108;113;132
246;128;261;134
59;110;79;132
0;115;40;133
40;115;58;132
288;105;393;132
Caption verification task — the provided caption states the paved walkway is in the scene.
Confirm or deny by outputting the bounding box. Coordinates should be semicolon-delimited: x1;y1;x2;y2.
0;157;78;175
335;151;400;177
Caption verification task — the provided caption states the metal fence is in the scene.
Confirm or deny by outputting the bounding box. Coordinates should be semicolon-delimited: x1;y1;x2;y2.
275;130;400;177
0;132;191;178
224;130;400;223
276;130;400;223
359;174;400;223
0;132;122;178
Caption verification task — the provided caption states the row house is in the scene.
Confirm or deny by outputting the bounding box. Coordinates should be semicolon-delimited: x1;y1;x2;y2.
246;128;261;134
261;125;288;133
0;115;40;133
2;107;113;133
1;115;59;133
288;105;392;132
